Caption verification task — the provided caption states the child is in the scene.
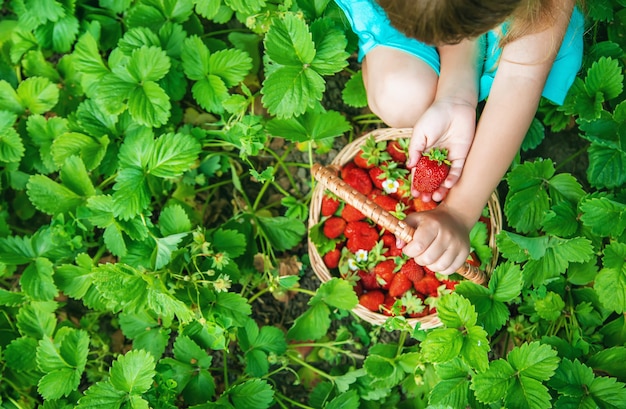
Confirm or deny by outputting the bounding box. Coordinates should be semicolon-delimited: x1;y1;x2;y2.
334;0;585;275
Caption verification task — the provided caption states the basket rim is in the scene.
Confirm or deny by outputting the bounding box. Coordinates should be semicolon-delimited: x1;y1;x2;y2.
308;127;503;329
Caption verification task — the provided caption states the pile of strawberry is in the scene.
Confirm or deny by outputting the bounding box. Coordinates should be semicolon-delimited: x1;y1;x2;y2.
312;136;484;318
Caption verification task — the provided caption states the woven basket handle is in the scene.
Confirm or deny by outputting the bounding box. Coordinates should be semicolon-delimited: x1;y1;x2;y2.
312;163;487;285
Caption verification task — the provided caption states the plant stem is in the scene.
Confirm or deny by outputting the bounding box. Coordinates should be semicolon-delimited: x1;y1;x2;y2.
274;393;316;409
554;144;588;173
288;352;335;382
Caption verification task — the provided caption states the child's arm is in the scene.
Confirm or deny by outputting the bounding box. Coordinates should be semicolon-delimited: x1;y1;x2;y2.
402;0;576;274
408;39;480;202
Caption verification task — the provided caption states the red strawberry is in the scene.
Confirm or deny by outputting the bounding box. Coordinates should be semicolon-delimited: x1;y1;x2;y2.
343;166;373;196
359;290;385;312
354;150;373;169
412;148;450;193
388;271;413;297
467;251;481;267
344;221;370;239
399;259;425;284
358;270;379;290
321;194;340;216
322;248;341;269
382;294;405;316
373;259;396;290
373;195;399;213
413;275;441;297
368;167;386;189
322;217;346;239
381;232;403;257
387;140;407;163
442;279;459;290
413;197;438;212
341;204;366;222
346;224;379;253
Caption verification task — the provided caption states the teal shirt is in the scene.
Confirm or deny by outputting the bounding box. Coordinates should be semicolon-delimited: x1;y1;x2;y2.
334;0;584;105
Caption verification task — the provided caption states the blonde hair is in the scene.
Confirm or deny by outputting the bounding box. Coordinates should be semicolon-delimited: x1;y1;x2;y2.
376;0;559;46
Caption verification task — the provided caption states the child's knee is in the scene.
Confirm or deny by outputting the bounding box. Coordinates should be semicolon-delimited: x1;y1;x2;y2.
367;75;435;128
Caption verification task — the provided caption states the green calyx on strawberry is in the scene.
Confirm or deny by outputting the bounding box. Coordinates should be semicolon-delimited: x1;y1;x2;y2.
412;148;451;194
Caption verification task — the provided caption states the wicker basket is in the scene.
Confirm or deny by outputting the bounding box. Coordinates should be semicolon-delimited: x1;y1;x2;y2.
308;128;502;329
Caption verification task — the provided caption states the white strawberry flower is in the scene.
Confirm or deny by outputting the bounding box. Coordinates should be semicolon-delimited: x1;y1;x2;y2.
355;249;368;263
382;178;400;194
348;258;358;271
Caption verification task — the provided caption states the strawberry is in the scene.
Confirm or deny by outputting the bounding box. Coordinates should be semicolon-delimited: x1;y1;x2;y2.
341;204;366;222
358;270;379;290
381;232;402;257
322;217;346;239
368;166;386;190
373;194;400;213
386;140;407;163
343;165;373;196
345;223;379;253
354;150;374;169
413;275;441;297
322;248;341;269
467;251;481;267
399;259;425;284
412;197;438;212
359;290;385;312
373;259;396;290
382;294;405;316
411;148;450;193
344;221;370;239
388;271;413;297
321;194;340;216
442;279;459;290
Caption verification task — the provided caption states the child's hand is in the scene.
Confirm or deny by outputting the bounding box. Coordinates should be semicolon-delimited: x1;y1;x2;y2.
398;204;471;275
407;98;476;202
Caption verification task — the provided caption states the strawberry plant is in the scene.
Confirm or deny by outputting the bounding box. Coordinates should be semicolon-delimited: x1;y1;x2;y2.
0;0;626;408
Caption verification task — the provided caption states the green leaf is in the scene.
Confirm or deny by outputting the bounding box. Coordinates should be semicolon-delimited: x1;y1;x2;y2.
20;257;58;301
586;143;626;189
255;215;306;251
76;381;126;408
490;261;523;301
110;349;156;395
37;328;90;400
173;335;213;369
586;346;626;379
209;48;252;86
119;312;169;359
462;325;490;372
521;118;545;151
4;337;38;372
181;35;210;81
421;328;464;363
595;242;626;313
26;175;84;214
227;379;274;409
51;132;109;171
152;232;187;269
261;65;325;119
364;354;396;379
112;167;150;219
547;173;585;203
148;132;201;178
505;376;552;409
472;359;515;404
326;390;360;409
159;204;192;236
127;46;170;82
0;81;24;113
265;108;350;142
585;56;624;100
342;71;367;108
191;75;230;113
430;359;471;408
310;17;349;75
287;302;330;341
0;110;25;162
128;81;171;127
508;342;560;381
436;293;477;328
212;229;246;259
18;76;59;114
505;159;555;233
264;13;315;66
310;277;358;310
